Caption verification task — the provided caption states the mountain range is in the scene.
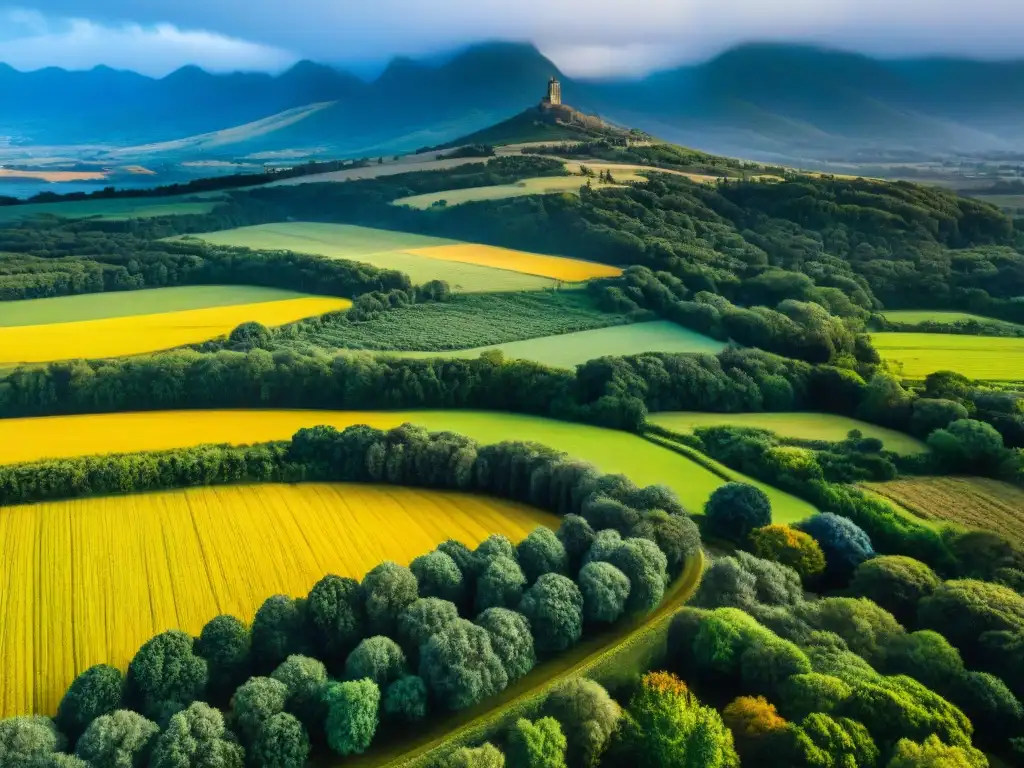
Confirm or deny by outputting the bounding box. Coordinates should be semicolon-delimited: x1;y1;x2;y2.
5;42;1024;162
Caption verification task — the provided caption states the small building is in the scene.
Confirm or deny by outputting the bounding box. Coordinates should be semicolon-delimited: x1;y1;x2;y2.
541;77;562;107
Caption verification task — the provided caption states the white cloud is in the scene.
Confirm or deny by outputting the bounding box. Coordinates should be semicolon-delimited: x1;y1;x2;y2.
0;9;297;75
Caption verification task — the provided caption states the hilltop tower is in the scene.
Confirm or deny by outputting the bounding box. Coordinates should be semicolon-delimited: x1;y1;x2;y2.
542;77;562;107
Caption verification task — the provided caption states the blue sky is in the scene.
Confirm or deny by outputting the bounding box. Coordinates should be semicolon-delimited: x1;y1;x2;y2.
3;1;1024;77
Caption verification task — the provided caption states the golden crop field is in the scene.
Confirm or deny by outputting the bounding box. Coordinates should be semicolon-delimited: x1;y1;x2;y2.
865;476;1024;544
0;483;556;717
0;296;350;365
404;244;621;282
871;332;1024;380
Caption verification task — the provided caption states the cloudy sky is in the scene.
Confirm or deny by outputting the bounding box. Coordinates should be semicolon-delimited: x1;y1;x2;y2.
3;1;1024;78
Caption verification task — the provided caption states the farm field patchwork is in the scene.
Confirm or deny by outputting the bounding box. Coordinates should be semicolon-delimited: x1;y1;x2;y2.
648;411;929;455
0;409;816;521
0;294;350;364
0;194;220;223
396;321;726;368
189;223;618;290
865;476;1024;544
0;483;556;717
871;332;1024;380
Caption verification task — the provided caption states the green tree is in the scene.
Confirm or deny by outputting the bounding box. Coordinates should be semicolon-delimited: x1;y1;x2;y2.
228;321;272;350
398;597;460;658
542;678;621;768
55;664;124;744
362;561;419;636
250;595;306;672
778;673;852;721
420;619;508;710
857;372;913;427
438;540;479;578
230;676;288;744
750;525;826;581
910;398;969;438
443;743;506;768
410;550;466;605
475;535;517;570
578;561;630;624
124;630;207;723
149;702;244;768
249;712;309;768
850;556;939;624
557;515;596;574
195;615;251;701
799;713;879;768
517;527;569;584
798;597;904;667
918;579;1024;655
507;717;568;768
306;574;363;663
886;734;987;768
607;538;668;614
384;674;428;723
582;529;622;566
475;607;536;682
928;419;1006;474
704;482;772;545
324;678;380;757
75;710;159;768
345;636;406;687
476;556;528;612
519;574;584;655
0;716;65;764
886;631;964;693
271;654;329;729
631;510;701;576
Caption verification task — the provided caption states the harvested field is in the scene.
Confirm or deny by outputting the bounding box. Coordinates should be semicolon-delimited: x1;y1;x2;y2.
871;332;1024;380
404;244;620;281
393;176;629;209
865;476;1024;543
0;483;555;717
0;295;350;364
648;412;928;455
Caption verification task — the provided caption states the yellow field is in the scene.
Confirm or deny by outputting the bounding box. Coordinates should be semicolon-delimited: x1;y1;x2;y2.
0;297;350;364
871;332;1024;380
404;244;621;281
0;483;556;717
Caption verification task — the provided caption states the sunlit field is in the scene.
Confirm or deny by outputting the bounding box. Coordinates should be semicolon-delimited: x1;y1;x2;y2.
872;332;1024;380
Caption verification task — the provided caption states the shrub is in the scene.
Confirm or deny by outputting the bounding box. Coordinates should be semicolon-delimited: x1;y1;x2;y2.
475;534;517;569
306;575;363;662
149;702;243;768
384;675;428;723
443;743;506;768
581;530;622;566
886;631;964;693
75;710;159;768
911;398;969;438
849;556;939;624
631;510;700;575
740;638;812;697
721;696;794;768
578;562;631;624
887;734;987;768
251;595;306;672
518;527;569;584
420;619;509;710
249;712;309;768
230;676;288;744
507;717;568;768
542;678;621;768
195;615;251;700
324;679;380;757
918;579;1024;655
410;551;466;605
518;574;584;655
124;630;207;723
271;655;329;729
795;513;874;581
475;607;536;682
362;561;419;636
704;482;772;544
476;556;528;612
798;597;904;667
955;671;1024;742
778;673;852;721
557;515;597;574
928;418;1006;473
0;716;65;764
398;597;460;658
438;540;478;578
228;321;272;349
799;713;879;768
55;664;124;745
750;525;826;581
345;636;406;687
607;538;668;614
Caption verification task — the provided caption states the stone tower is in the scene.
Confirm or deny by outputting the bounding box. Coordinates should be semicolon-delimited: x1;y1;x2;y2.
545;77;562;107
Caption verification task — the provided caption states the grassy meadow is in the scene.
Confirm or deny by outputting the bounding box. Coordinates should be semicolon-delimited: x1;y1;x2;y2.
397;321;726;368
865;476;1024;544
393;175;630;209
0;409;815;521
871;331;1024;380
648;411;929;455
0;294;350;365
0;483;556;717
0;195;220;223
189;223;617;291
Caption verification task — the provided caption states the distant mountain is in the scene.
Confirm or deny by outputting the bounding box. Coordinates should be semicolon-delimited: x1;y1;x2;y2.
5;42;1024;161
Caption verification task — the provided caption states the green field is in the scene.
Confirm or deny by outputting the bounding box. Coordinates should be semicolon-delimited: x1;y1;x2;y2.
0;285;314;327
0;195;220;223
393;176;624;209
881;309;1023;330
872;332;1024;380
280;290;631;352
189;223;557;292
648;411;928;455
395;321;726;368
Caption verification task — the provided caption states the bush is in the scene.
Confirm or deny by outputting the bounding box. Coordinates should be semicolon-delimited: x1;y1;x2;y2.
631;510;700;575
475;608;536;682
306;575;363;662
721;696;794;768
518;527;569;584
195;615;251;700
228;321;272;349
578;562;631;624
795;513;874;581
420;619;509;710
887;734;987;768
557;515;596;574
398;597;460;658
778;673;852;721
249;712;309;768
750;525;826;581
740;638;812;698
910;398;969;438
344;636;406;687
475;534;517;569
75;710;159;768
55;664;124;745
124;630;207;723
476;556;528;612
607;538;668;614
443;742;507;768
519;574;584;655
928;418;1006;474
918;579;1024;656
542;678;621;768
362;561;419;637
384;675;428;723
324;679;380;757
886;631;964;693
271;655;329;729
438;540;478;578
149;702;243;768
798;597;904;667
799;713;879;768
582;530;622;567
251;595;307;672
230;676;288;744
410;550;466;605
0;716;65;764
849;556;939;624
693;553;803;612
704;482;772;545
507;717;568;768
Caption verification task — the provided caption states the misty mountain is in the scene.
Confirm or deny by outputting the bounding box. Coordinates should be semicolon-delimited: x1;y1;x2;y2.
5;42;1024;161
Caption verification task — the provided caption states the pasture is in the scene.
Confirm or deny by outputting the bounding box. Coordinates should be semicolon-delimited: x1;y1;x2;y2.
398;321;726;368
0;483;556;717
0;194;219;223
871;332;1024;380
648;411;928;455
190;223;586;292
393;175;631;209
865;476;1024;544
0;409;816;521
881;309;1024;331
0;294;350;365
